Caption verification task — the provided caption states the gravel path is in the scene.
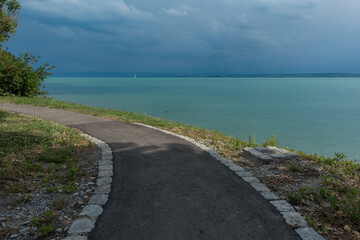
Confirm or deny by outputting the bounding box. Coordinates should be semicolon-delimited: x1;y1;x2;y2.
0;103;302;240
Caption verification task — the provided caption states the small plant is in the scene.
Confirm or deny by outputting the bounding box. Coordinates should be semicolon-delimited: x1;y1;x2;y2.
24;194;32;203
289;164;303;173
248;134;256;147
31;217;41;226
39;225;54;236
61;182;76;193
45;186;56;193
306;215;319;231
52;198;65;210
285;191;302;205
66;167;80;181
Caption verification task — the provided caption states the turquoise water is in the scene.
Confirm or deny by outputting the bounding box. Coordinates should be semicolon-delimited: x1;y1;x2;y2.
45;77;360;160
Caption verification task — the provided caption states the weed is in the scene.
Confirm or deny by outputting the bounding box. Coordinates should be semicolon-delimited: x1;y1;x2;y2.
31;217;41;226
46;186;56;193
306;215;319;230
66;167;80;181
52;198;65;211
285;191;302;205
24;194;32;202
39;225;54;236
248;134;256;147
61;182;76;193
288;164;303;173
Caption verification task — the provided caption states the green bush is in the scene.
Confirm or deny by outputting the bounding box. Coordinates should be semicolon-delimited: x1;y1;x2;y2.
0;48;54;96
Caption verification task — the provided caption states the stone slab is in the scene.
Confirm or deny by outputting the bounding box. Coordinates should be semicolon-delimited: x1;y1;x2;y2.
99;164;113;171
270;200;295;212
100;147;112;152
95;184;111;194
96;177;112;186
80;205;103;219
228;165;244;172
250;182;271;192
242;176;260;183
101;155;113;161
88;194;108;205
99;160;113;166
235;170;253;177
97;143;109;148
68;218;95;234
101;151;112;156
281;212;308;228
296;227;326;240
242;146;300;163
98;169;113;177
260;191;280;200
63;236;87;240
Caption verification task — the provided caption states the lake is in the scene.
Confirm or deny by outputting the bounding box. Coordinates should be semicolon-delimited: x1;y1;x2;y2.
45;77;360;160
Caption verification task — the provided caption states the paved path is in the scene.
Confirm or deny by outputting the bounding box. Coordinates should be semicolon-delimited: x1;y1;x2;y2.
0;103;301;240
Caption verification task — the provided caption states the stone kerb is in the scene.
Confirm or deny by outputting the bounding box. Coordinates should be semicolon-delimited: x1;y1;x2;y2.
63;134;113;240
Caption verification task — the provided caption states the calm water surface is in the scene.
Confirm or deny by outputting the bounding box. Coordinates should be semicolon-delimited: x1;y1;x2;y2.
45;77;360;160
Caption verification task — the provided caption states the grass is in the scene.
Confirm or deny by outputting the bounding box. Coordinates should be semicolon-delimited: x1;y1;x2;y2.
1;96;360;239
0;109;92;196
0;107;94;238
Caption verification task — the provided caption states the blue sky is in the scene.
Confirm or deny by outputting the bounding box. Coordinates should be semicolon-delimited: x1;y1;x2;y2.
7;0;360;75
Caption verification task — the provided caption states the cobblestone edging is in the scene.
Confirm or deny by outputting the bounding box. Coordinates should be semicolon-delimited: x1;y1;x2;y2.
63;133;113;240
134;123;325;240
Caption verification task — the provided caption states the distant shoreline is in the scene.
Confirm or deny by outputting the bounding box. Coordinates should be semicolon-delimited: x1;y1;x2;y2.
52;73;360;78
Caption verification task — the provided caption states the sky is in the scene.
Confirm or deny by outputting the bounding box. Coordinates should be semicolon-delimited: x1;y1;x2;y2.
6;0;360;76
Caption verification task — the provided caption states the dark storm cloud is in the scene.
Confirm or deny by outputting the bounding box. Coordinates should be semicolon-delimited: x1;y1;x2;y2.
7;0;360;74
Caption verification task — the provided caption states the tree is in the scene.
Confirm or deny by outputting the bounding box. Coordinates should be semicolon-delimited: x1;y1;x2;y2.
0;0;54;97
0;0;21;44
0;49;54;96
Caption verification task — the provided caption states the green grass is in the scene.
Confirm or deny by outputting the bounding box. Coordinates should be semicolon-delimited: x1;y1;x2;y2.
0;108;92;196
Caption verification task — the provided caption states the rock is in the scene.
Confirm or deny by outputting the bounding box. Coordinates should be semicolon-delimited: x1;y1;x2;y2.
63;236;87;240
19;221;30;226
242;146;300;163
270;200;295;212
0;217;6;222
296;227;326;240
260;191;280;200
88;194;108;205
98;169;113;177
96;177;112;186
68;218;95;234
10;234;20;239
281;212;308;228
19;227;31;234
95;184;111;194
79;205;103;219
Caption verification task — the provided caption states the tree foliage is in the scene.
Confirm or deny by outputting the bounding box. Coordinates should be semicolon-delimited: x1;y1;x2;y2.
0;48;55;96
0;0;55;97
0;0;21;43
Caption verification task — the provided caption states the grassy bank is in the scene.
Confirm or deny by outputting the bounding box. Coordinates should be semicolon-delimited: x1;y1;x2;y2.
0;109;95;238
0;96;359;239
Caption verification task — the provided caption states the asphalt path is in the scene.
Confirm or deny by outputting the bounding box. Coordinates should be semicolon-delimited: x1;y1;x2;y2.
0;103;301;240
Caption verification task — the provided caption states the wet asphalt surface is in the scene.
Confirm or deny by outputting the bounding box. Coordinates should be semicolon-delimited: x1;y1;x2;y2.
0;103;301;240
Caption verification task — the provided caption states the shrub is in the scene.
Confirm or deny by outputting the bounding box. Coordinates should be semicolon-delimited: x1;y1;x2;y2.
0;48;54;96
